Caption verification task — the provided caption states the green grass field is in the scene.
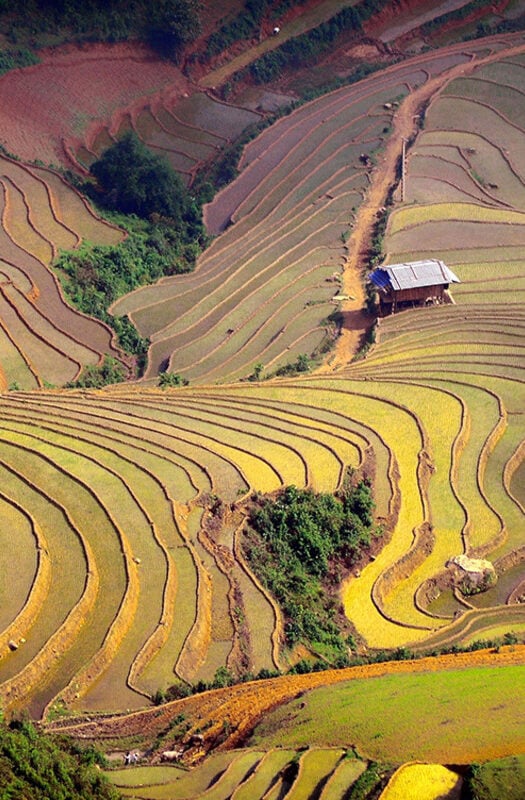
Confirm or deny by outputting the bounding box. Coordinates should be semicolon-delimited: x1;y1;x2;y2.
468;754;525;800
250;665;525;763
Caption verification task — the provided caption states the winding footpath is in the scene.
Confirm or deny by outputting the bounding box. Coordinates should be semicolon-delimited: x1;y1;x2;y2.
325;35;525;368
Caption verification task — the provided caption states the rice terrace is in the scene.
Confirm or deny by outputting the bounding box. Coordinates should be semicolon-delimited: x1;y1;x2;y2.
0;0;524;797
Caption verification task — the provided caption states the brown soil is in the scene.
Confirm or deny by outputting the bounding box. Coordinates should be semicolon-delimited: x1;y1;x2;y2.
0;3;505;173
0;42;191;168
196;0;355;89
432;0;511;39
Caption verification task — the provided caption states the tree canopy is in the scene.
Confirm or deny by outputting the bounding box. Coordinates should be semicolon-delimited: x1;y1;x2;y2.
56;133;205;374
90;131;193;222
0;1;202;58
244;480;378;658
0;717;118;800
147;0;202;60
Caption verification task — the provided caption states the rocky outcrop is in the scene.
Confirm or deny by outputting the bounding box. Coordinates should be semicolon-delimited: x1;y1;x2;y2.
448;555;497;595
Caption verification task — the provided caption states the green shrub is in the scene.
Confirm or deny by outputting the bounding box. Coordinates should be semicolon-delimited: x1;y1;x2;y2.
274;353;311;377
55;134;207;369
347;761;385;799
147;0;202;61
66;355;126;388
246;0;392;84
55;221;195;365
244;480;377;655
420;0;493;36
158;371;189;387
0;46;39;75
466;755;525;800
0;0;202;55
0;716;118;799
203;0;266;59
90;132;193;223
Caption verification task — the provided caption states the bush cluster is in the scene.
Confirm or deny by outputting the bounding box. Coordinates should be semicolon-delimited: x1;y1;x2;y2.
158;371;189;388
347;761;384;800
466;755;525;800
0;0;201;59
465;15;525;41
249;6;361;83
55;133;207;370
0;717;118;799
156;665;282;704
199;1;315;61
244;481;377;657
0;45;39;74
274;353;311;377
203;0;266;59
65;355;126;388
420;0;496;36
90;132;197;223
58;225;194;316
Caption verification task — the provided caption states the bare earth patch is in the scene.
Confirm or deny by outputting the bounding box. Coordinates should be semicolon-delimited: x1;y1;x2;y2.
0;42;191;168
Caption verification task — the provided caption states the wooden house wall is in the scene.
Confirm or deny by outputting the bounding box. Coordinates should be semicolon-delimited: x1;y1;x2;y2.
395;285;446;303
379;284;447;313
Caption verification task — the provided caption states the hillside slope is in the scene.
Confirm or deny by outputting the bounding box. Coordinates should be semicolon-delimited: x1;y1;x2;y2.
0;9;522;772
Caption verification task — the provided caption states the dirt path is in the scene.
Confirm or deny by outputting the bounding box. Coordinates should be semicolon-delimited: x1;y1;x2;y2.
321;37;525;371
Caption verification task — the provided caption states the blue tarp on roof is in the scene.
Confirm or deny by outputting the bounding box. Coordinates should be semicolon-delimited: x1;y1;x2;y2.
370;259;460;292
369;268;391;289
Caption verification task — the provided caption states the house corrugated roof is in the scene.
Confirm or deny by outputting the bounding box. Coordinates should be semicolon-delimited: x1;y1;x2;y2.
370;259;460;292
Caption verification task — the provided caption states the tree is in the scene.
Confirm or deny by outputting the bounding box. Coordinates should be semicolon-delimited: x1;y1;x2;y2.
66;356;126;388
90;131;190;222
247;362;264;381
148;0;202;61
0;717;118;799
158;371;189;388
245;482;377;656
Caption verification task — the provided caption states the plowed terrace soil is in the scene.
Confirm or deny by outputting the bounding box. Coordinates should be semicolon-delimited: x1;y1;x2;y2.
0;0;494;172
0;43;190;167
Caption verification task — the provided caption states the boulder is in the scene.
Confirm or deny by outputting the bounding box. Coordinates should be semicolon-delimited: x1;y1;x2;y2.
449;555;497;595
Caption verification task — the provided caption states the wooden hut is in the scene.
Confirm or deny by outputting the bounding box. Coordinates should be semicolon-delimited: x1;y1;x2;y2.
369;259;460;315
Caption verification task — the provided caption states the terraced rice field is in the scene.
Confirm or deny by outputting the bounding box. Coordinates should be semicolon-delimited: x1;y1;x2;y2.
0;382;373;714
0;43;191;168
78;92;262;184
0;40;263;185
113;42;522;390
106;747;368;800
345;49;525;646
0;34;524;723
55;647;525;763
112;41;505;383
0;156;125;388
